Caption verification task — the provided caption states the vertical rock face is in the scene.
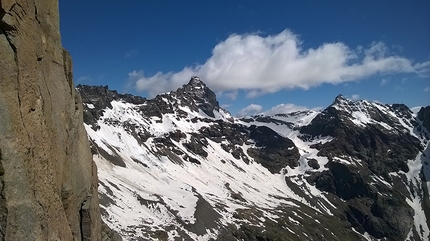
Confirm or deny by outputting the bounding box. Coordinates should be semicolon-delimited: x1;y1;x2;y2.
0;0;101;240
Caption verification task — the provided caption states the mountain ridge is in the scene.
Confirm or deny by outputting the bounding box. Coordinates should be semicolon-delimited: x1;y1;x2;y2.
77;77;430;240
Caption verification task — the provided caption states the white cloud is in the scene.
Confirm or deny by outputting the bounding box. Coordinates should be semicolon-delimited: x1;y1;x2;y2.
263;103;308;115
424;86;430;92
221;90;239;100
350;94;360;101
129;68;195;97
129;30;430;97
238;104;263;117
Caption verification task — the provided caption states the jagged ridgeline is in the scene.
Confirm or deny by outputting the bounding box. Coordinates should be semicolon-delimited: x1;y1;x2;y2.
77;77;430;241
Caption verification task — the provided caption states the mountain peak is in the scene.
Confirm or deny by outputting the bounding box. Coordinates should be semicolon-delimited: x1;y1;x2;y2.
171;76;224;118
330;94;354;110
188;76;204;86
332;94;348;104
181;76;207;92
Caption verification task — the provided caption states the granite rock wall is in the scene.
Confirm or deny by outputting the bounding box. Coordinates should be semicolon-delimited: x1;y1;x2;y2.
0;1;102;240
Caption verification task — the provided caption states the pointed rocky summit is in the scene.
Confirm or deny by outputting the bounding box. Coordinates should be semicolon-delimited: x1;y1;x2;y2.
174;76;221;117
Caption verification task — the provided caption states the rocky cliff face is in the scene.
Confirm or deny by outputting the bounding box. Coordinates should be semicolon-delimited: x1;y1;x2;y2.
0;1;102;240
301;96;427;240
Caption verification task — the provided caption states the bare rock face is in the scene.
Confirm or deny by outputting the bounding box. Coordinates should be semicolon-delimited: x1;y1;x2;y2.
0;0;101;240
300;98;423;240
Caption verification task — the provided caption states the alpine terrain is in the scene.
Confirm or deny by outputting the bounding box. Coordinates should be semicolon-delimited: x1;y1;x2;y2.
77;76;430;241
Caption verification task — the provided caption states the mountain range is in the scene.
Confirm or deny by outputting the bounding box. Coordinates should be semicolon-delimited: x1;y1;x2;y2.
77;76;430;241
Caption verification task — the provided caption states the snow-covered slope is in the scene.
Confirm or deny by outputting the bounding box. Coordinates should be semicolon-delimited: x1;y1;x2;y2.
77;77;430;241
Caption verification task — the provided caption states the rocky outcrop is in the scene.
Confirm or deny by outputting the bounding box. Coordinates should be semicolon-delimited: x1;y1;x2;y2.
247;125;300;173
77;85;146;130
418;106;430;133
301;97;427;240
0;1;102;240
301;96;421;178
174;76;221;117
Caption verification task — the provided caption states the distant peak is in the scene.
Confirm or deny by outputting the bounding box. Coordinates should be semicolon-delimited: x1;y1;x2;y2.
190;76;201;82
174;76;220;117
187;76;205;87
331;94;348;105
335;94;347;101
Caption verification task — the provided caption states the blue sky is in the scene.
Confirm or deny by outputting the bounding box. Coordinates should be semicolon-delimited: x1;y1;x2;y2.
59;0;430;116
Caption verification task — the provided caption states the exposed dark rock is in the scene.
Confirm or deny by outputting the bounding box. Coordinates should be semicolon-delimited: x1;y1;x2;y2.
183;136;208;158
301;96;422;240
200;121;249;145
418;106;430;132
183;190;222;235
300;106;341;137
391;103;413;119
187;156;202;165
123;121;153;144
307;158;320;169
199;122;300;171
241;115;295;128
247;125;300;173
174;76;221;117
301;100;421;179
168;130;186;142
307;162;414;240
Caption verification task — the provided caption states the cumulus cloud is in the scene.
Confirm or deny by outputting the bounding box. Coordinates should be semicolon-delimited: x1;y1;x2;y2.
129;68;196;97
263;103;308;115
129;30;430;97
238;104;263;117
